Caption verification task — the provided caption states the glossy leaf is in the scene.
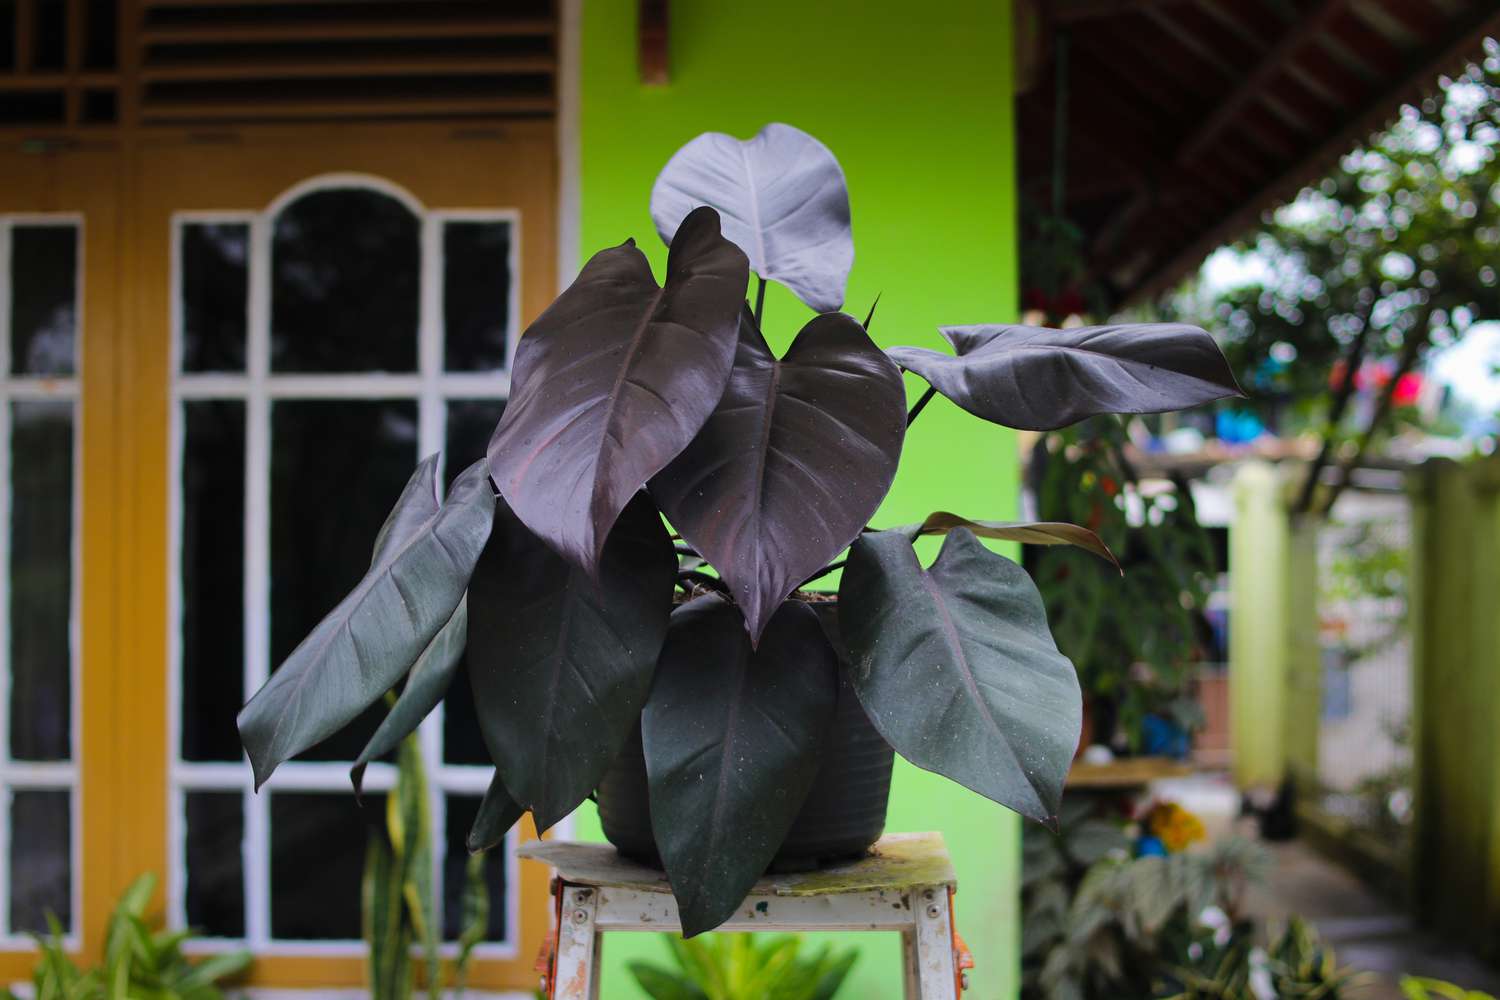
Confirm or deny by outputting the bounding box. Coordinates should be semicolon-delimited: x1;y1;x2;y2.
886;323;1243;431
488;207;747;576
895;511;1119;571
238;458;495;789
644;596;838;936
350;599;467;797
652;310;905;644
468;493;675;832
651;123;853;312
839;528;1081;825
467;771;527;854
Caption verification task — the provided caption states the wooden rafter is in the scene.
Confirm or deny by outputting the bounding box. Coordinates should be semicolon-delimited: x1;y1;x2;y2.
638;0;669;86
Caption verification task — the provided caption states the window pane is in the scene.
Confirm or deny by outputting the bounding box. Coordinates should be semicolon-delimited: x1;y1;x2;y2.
180;223;249;373
443;221;512;372
270;400;417;760
185;792;245;938
181;401;244;762
10;790;70;934
11;401;72;762
270;791;382;940
443;794;507;942
10;226;77;376
32;0;65;70
271;189;418;373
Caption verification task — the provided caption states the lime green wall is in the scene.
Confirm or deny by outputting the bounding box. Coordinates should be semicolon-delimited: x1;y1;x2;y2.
574;1;1021;995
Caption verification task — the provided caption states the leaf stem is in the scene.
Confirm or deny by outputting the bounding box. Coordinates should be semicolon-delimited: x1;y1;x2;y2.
754;277;767;327
906;386;938;426
674;544;700;558
799;559;847;589
677;569;729;594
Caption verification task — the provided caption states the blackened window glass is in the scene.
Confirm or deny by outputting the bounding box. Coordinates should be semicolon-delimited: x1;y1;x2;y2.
180;401;244;762
180;223;249;373
10;226;77;376
271;190;418;373
11;401;72;762
10;790;70;933
270;792;382;940
443;794;507;941
443;221;512;372
270;399;417;761
185;792;245;938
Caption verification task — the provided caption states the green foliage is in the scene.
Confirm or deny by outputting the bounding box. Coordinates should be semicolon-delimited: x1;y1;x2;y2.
2;873;249;1000
1402;976;1498;999
628;934;857;1000
1029;417;1216;745
1162;917;1361;999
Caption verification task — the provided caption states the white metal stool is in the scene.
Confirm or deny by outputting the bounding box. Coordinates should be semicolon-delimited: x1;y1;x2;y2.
519;831;972;1000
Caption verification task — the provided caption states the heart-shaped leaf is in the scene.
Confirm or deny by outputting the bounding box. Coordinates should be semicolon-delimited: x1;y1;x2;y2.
887;324;1244;431
468;493;675;832
839;528;1081;825
651;309;905;644
644;596;838;936
350;598;467;796
651;123;853;313
467;770;527;854
488;206;748;577
238;457;496;789
894;511;1119;571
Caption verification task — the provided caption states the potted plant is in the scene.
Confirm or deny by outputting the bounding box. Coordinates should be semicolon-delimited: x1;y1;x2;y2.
236;123;1242;936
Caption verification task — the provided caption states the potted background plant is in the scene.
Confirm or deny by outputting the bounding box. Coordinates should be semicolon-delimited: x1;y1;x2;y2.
236;122;1242;936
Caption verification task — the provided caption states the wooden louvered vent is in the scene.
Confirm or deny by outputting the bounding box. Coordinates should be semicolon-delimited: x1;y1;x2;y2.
0;0;556;131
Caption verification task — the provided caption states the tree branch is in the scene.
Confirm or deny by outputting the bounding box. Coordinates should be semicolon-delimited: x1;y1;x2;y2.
1292;297;1375;515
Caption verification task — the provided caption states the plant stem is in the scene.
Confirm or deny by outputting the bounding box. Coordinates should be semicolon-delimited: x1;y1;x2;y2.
678;569;729;594
674;543;700;558
754;277;767;327
906;386;937;426
799;559;846;588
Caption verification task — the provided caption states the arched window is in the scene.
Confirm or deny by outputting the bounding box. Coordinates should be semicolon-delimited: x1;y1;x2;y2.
171;178;517;951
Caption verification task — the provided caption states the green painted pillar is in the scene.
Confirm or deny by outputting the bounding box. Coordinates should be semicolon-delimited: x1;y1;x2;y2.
1230;462;1293;789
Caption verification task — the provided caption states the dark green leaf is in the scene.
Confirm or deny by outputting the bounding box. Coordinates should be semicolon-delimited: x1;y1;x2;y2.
468;493;675;831
839;528;1080;825
895;511;1119;570
887;323;1243;431
350;598;467;796
651;123;852;313
652;309;905;644
466;770;526;854
238;458;495;789
644;596;838;936
487;206;747;577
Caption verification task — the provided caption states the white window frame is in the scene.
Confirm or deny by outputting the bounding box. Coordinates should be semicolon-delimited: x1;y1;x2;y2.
0;215;84;949
167;175;521;959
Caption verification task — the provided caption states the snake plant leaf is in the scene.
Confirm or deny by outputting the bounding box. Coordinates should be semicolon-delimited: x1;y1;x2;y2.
468;493;675;833
652;310;905;645
350;599;468;797
651;123;853;312
644;596;838;936
487;206;747;577
467;771;527;854
238;458;496;790
886;323;1243;431
839;528;1081;826
894;511;1119;571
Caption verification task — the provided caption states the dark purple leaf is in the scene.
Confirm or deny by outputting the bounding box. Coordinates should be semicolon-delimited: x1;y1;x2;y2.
651;309;905;644
887;323;1244;431
488;207;747;577
467;770;526;853
651;123;853;313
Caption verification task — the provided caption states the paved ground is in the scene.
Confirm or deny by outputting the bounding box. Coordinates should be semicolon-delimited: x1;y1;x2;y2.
1244;839;1500;999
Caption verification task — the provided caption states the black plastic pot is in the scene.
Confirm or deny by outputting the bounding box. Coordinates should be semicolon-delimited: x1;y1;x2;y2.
596;664;895;871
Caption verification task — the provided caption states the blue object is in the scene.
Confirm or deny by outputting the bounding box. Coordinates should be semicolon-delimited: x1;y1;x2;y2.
1142;714;1191;759
1136;836;1167;858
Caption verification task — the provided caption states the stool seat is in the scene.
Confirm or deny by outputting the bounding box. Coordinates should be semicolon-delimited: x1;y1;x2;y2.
520;832;970;999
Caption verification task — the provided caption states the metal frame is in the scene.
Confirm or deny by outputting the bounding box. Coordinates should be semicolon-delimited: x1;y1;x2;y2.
165;177;520;957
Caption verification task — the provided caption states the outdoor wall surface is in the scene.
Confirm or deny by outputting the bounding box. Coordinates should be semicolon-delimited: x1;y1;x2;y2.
574;0;1023;996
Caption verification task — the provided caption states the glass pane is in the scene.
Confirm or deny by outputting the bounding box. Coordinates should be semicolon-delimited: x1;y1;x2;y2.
270;791;383;940
443;794;508;942
185;792;244;938
83;0;117;69
180;223;249;373
443;221;512;372
442;400;503;765
181;401;244;762
33;0;65;70
10;790;70;934
270;400;417;761
11;401;73;762
10;226;77;376
271;189;418;373
0;1;14;72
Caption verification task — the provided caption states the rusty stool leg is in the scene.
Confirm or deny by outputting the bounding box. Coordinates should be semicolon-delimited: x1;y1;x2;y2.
551;884;601;1000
